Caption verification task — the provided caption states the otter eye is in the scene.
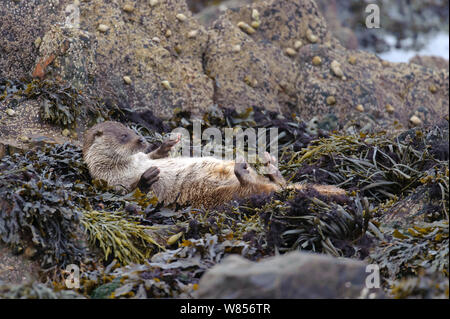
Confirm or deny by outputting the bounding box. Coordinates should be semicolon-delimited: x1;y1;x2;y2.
120;134;128;142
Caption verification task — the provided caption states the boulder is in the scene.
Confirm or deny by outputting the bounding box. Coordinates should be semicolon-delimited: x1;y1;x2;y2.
205;0;335;115
195;251;384;298
0;0;69;80
0;99;76;151
32;0;214;119
295;45;449;129
1;0;449;147
205;0;449;128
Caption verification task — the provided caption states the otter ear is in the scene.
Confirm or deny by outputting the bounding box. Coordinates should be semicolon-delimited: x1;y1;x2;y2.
94;129;103;138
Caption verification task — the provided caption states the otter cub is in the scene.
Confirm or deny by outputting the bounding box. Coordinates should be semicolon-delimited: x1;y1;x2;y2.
83;121;344;208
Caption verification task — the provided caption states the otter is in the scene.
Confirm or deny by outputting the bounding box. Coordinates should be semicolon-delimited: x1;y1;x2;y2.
82;121;344;208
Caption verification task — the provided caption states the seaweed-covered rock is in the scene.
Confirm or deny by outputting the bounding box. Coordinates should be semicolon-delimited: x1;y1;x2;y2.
0;78;106;151
32;0;214;119
195;251;384;298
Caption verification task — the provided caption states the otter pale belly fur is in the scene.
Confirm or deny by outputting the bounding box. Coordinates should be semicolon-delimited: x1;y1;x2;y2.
82;121;344;208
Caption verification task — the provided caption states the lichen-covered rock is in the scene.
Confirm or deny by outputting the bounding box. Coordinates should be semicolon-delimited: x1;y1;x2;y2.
33;0;214;119
195;252;385;298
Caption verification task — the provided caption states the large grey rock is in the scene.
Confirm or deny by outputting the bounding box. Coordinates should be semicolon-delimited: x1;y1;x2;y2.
195;251;384;299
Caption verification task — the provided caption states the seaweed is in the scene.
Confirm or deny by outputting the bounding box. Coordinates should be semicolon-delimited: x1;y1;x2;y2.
0;143;162;269
0;103;448;299
80;210;163;265
1;78;116;128
288;124;449;205
0;282;85;299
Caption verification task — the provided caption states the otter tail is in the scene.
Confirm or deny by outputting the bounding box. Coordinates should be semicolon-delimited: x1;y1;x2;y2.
286;184;346;197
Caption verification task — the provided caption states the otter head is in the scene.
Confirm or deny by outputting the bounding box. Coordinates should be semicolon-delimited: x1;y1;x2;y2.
83;121;150;167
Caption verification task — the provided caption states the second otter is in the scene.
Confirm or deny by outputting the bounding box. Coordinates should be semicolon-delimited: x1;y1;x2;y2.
83;121;344;208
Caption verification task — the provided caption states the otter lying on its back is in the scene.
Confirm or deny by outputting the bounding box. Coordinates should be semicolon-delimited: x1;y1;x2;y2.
82;121;344;208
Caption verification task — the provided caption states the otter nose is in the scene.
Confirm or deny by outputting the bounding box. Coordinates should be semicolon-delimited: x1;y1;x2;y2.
138;137;146;144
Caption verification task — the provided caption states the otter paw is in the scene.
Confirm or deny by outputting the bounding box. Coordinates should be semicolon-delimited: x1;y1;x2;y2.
234;157;251;184
137;166;160;193
150;134;181;159
262;152;286;186
262;151;278;166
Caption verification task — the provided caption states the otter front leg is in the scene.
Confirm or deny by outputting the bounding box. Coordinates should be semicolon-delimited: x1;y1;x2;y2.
148;134;181;159
135;167;160;194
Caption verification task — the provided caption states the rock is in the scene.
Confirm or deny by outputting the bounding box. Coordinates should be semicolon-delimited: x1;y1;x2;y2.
191;0;253;27
0;99;76;151
0;244;40;286
295;44;449;128
205;0;333;114
315;0;449;54
409;55;449;72
31;0;214;119
205;0;448;128
315;0;359;50
0;0;68;80
195;252;384;298
1;0;448;137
